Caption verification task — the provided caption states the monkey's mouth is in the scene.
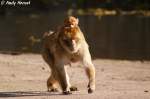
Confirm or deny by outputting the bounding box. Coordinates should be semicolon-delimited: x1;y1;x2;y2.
64;40;75;51
61;39;78;53
63;40;72;48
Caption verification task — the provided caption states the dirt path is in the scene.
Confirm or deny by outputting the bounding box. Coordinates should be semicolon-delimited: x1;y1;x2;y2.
0;53;150;99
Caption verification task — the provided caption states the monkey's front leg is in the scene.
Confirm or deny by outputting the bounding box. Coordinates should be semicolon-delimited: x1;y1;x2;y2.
85;64;95;93
82;52;95;93
55;64;71;94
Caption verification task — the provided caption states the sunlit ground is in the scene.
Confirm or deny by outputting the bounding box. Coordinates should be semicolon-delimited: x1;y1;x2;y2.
0;53;150;99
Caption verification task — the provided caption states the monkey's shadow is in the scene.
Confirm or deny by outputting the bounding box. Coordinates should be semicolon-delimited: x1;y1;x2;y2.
0;91;62;97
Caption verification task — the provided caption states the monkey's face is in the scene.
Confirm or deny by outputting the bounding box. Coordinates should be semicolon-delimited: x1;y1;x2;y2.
64;16;79;27
59;29;81;54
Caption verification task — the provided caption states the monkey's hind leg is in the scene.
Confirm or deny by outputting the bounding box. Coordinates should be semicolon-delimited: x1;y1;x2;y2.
47;73;59;92
42;48;59;92
55;65;72;95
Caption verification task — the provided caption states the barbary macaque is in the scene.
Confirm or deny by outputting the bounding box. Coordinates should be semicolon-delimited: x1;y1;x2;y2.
42;16;95;94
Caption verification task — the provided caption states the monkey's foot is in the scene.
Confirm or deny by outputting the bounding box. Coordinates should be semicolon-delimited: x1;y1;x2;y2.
88;88;94;94
63;91;72;95
70;86;78;91
48;88;59;92
87;84;94;94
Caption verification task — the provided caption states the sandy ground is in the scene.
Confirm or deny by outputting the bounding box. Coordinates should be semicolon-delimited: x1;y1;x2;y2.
0;53;150;99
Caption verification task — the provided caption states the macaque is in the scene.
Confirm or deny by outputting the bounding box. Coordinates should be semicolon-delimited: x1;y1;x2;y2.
42;16;95;94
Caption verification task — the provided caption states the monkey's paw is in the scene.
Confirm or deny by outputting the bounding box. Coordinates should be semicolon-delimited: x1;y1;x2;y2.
70;86;78;91
48;88;59;92
88;88;94;94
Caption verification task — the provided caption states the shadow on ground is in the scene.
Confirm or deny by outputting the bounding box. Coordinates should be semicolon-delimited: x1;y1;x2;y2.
0;91;62;97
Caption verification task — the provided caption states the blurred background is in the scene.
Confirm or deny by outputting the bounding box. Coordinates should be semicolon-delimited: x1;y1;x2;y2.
0;0;150;60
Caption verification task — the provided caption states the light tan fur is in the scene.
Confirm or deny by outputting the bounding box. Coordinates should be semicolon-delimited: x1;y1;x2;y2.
42;16;95;94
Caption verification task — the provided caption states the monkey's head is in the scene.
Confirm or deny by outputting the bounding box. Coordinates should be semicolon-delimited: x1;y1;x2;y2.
64;16;79;28
59;26;82;54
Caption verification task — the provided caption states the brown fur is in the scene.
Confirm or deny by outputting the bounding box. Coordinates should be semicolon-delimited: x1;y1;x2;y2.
42;16;95;94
